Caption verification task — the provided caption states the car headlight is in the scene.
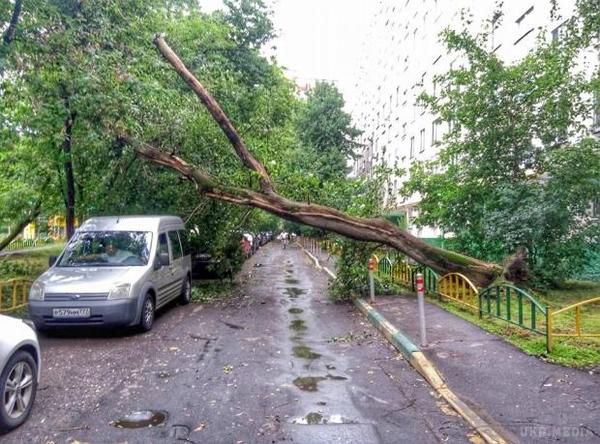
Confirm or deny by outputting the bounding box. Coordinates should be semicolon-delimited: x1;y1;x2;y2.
22;319;36;330
108;283;132;300
29;282;44;301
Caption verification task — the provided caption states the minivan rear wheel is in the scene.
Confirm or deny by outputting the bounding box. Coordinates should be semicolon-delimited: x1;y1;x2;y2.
0;350;38;433
139;293;155;332
179;277;191;305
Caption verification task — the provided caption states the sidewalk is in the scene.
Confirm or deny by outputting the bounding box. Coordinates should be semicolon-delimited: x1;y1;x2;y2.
372;295;600;443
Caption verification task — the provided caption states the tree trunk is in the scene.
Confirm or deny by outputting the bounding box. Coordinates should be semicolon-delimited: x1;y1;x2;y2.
0;201;42;252
130;35;511;288
133;141;502;287
2;0;23;45
62;107;77;240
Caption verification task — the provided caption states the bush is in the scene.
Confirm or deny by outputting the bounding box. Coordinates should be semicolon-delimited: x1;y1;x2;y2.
0;260;35;279
329;239;375;301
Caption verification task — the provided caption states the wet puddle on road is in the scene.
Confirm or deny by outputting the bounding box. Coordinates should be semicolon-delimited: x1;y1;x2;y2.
111;410;168;428
281;253;357;428
291;412;358;425
220;320;245;330
293;374;349;391
289;320;308;331
293;376;326;391
292;345;321;360
326;374;348;381
285;287;306;298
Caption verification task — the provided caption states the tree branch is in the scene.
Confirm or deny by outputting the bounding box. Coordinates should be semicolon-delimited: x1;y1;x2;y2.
153;34;274;193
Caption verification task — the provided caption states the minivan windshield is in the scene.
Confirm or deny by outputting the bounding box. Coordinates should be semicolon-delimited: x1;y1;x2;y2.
58;231;153;267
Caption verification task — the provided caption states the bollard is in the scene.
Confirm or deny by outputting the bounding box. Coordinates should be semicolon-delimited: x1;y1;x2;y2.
368;257;376;303
416;272;427;346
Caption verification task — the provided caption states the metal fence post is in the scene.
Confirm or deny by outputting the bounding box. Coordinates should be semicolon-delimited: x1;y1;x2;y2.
416;272;427;347
546;306;553;353
368;257;376;303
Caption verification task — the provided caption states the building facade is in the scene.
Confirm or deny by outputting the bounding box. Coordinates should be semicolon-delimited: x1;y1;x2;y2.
349;0;597;238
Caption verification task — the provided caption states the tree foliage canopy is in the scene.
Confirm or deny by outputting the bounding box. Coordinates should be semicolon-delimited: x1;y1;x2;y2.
404;0;600;285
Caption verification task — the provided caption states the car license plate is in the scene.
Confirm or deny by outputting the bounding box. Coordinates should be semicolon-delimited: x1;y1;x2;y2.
52;308;91;318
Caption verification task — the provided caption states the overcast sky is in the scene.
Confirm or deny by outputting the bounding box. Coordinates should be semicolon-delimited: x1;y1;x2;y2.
199;0;375;107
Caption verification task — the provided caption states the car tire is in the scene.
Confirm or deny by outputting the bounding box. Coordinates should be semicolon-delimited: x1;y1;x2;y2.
179;276;191;305
139;293;155;332
0;350;38;433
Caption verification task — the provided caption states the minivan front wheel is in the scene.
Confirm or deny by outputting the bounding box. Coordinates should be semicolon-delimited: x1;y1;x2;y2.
179;277;191;305
0;350;38;433
139;294;155;332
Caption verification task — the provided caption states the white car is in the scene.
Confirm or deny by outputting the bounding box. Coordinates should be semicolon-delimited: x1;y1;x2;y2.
0;315;40;433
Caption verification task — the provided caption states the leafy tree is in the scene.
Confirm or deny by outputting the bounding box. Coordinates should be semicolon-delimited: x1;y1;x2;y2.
295;82;360;183
404;0;600;285
222;0;274;49
0;0;297;266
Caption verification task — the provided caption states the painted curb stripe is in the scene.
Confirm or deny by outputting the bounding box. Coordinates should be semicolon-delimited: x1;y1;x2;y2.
356;299;419;359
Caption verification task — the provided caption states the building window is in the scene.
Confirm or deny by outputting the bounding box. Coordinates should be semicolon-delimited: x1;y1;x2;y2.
514;28;535;46
432;119;442;144
516;6;534;26
410;136;415;158
552;24;562;42
419;129;426;152
402;123;407;139
594;90;600;130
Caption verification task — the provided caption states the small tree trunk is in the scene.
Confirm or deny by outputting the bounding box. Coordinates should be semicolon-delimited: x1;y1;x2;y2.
0;202;42;252
62;108;77;240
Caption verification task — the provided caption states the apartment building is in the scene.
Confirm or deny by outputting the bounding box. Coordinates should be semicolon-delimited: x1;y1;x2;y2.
349;0;597;238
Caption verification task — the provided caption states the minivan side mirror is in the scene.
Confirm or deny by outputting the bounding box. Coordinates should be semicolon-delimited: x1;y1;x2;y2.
48;256;58;267
159;252;170;267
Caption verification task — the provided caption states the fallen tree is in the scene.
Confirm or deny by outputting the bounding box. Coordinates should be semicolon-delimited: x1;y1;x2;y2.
131;35;514;288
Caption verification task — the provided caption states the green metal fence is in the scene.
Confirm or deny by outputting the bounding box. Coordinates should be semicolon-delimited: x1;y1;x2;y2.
479;284;548;336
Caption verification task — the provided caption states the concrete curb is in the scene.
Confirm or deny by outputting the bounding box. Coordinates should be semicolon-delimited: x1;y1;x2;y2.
300;247;322;271
354;299;507;444
297;243;508;444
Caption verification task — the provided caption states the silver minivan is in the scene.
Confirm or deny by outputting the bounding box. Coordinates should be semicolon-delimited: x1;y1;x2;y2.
28;216;192;331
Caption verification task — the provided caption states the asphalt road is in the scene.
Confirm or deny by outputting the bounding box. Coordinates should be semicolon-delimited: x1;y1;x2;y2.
4;243;474;444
